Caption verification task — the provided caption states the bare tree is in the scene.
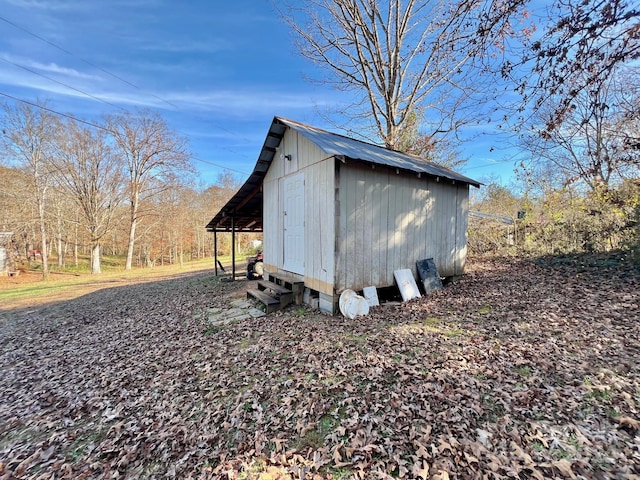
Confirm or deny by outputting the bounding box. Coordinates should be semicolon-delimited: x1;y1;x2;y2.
522;66;639;192
0;166;29;238
610;68;640;171
395;110;467;168
48;185;76;267
513;0;639;134
106;110;192;270
281;0;527;150
0;101;59;278
52;121;124;274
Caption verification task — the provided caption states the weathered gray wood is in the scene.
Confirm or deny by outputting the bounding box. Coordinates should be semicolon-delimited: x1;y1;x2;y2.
258;279;291;295
247;288;280;314
257;280;293;308
267;272;304;305
455;184;470;273
283;172;305;274
264;124;472;307
305;157;335;294
337;162;474;290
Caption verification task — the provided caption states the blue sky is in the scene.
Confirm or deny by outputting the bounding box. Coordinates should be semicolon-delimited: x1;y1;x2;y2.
0;0;519;188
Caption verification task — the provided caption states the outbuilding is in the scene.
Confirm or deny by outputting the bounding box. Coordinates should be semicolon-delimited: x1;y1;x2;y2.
206;117;480;314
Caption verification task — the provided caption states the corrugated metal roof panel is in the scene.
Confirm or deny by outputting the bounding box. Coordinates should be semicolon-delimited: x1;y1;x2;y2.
469;210;514;224
206;116;481;232
278;117;480;188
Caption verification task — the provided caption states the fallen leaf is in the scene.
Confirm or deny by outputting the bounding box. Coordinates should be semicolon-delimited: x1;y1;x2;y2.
552;459;576;479
432;470;450;480
616;416;639;431
411;460;429;479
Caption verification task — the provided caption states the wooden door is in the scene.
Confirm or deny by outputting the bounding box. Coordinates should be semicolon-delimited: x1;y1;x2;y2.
283;172;305;274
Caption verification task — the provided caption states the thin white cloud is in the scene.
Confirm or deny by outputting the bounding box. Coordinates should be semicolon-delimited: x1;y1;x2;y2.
0;54;101;80
0;60;340;117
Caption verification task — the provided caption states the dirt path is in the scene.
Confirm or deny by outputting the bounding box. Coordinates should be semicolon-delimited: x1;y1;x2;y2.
1;255;639;479
0;261;243;312
0;266;246;330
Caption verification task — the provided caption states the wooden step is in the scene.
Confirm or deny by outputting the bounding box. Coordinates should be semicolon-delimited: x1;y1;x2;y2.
246;289;280;314
266;272;304;305
257;280;293;309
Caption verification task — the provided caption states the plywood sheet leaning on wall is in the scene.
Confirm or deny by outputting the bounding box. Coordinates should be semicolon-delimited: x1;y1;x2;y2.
394;269;421;301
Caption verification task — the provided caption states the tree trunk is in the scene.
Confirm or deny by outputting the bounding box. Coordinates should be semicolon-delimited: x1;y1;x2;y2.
56;216;62;267
37;195;49;279
143;245;153;268
125;189;139;270
125;214;137;270
73;222;79;267
90;242;101;274
57;235;64;267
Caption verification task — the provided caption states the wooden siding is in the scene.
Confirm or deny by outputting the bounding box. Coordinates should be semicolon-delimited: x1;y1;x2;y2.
265;126;471;298
335;162;470;292
263;166;282;270
303;158;335;294
263;127;336;295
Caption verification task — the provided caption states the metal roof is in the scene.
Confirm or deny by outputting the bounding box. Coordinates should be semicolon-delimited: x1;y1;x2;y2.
205;117;480;233
283;117;480;187
469;211;514;225
205;119;286;233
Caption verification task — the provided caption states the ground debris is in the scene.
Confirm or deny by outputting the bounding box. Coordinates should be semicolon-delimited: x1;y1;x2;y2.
1;255;639;478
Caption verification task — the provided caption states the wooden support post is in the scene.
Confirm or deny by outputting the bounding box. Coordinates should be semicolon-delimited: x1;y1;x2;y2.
213;230;218;276
231;216;236;281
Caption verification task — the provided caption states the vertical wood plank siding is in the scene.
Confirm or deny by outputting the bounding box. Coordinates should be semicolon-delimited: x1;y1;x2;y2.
265;128;471;297
336;163;470;291
263;128;336;295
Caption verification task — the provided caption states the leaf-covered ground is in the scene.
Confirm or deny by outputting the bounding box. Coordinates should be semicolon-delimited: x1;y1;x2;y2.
1;254;639;479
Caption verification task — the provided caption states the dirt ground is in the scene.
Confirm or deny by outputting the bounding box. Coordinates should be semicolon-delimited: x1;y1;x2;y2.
0;254;639;479
0;261;242;311
0;270;141;311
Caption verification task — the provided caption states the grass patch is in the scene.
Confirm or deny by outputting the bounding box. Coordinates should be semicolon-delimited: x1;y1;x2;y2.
531;440;546;452
67;430;104;463
0;257;221;309
204;325;223;335
516;366;532;378
588;388;612;402
292;414;338;452
0;279;86;302
324;466;353;479
480;393;506;423
343;333;368;345
423;324;466;337
237;458;267;479
422;317;467;337
551;448;573;461
392;317;468;338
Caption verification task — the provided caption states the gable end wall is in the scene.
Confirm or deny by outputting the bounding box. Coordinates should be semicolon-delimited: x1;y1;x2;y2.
262;128;336;295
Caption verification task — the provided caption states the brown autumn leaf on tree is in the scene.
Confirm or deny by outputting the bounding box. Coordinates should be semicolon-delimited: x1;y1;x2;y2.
0;253;639;478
